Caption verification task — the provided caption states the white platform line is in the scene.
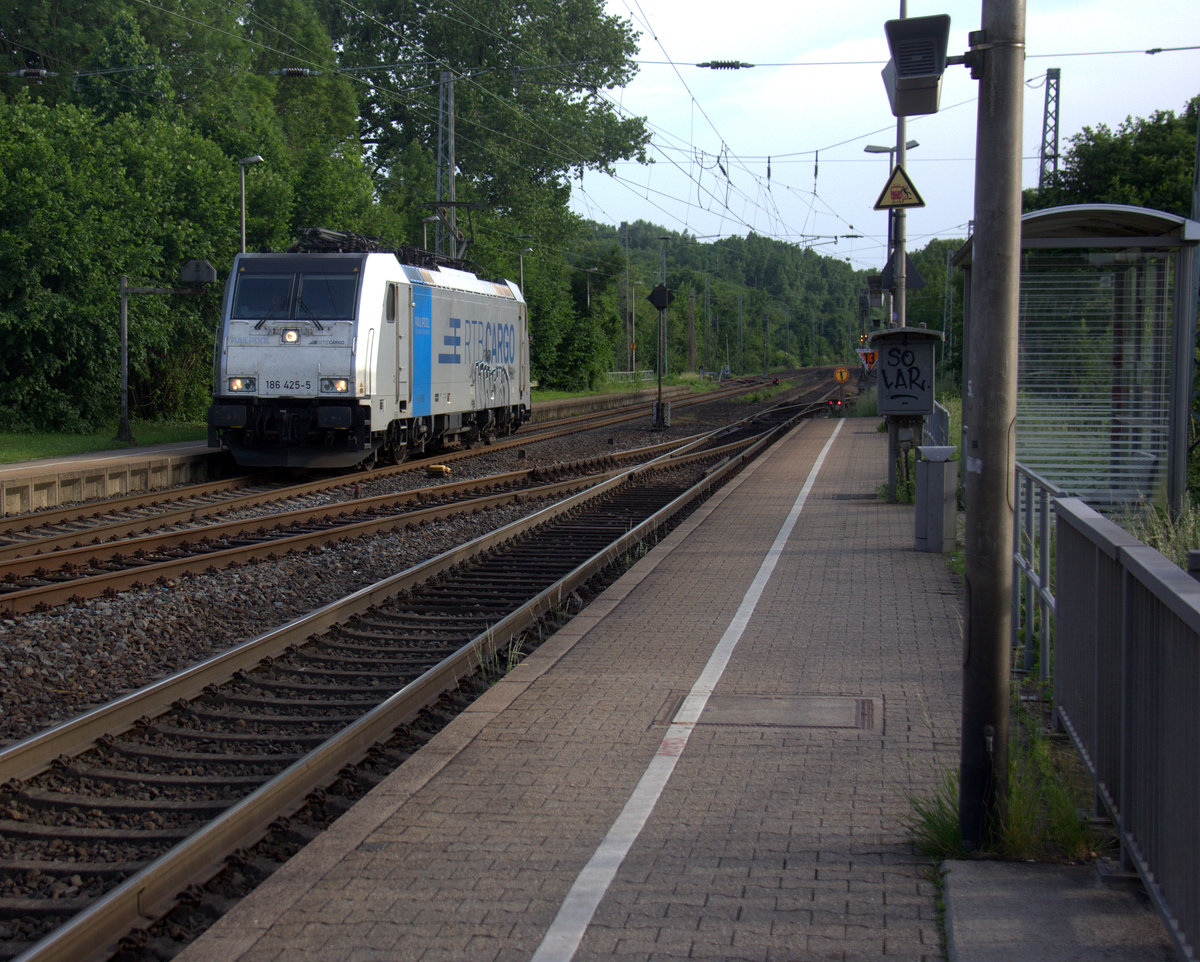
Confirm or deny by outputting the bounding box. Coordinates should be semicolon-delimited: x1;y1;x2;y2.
530;420;844;962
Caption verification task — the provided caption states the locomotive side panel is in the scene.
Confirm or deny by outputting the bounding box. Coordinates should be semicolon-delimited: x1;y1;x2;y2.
407;269;529;444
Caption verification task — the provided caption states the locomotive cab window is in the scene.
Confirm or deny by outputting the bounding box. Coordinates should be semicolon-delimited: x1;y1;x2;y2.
385;282;399;324
233;274;294;320
297;274;358;320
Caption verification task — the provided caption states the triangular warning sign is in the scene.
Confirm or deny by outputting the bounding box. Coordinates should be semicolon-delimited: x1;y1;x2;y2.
856;347;878;371
873;165;925;210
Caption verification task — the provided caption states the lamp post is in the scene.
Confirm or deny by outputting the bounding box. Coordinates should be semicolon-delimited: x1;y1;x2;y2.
422;215;438;250
631;281;640;376
864;140;918;326
585;267;599;310
519;247;533;291
238;155;264;253
117;260;217;445
657;236;670;378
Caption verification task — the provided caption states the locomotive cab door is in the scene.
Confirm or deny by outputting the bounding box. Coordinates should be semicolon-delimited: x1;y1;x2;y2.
385;281;409;411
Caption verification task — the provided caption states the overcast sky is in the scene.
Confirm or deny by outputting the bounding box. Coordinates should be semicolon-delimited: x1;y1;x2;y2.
568;0;1199;271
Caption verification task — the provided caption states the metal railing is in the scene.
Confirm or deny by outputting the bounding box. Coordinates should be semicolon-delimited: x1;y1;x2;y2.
1012;463;1064;681
607;369;657;384
922;401;951;447
1051;497;1198;961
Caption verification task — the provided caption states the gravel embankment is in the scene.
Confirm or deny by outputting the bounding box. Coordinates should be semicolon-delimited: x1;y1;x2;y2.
0;405;749;746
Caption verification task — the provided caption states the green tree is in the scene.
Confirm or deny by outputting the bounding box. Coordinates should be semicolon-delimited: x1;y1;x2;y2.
323;0;649;204
0;96;230;430
907;237;967;383
0;0;126;101
1024;96;1198;217
74;9;175;121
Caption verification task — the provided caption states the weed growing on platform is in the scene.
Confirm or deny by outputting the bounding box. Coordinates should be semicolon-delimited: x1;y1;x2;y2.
854;386;879;418
470;632;530;689
999;704;1095;860
905;695;1104;862
906;768;962;861
472;630;506;685
1113;495;1200;571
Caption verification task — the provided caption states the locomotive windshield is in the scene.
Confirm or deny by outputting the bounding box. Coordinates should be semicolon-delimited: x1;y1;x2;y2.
233;273;293;320
297;274;359;320
232;272;360;321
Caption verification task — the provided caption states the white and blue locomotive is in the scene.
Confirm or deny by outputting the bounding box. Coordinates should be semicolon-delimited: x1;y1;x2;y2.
207;236;530;469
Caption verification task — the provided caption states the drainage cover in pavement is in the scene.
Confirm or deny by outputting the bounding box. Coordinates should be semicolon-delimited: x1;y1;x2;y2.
700;694;877;730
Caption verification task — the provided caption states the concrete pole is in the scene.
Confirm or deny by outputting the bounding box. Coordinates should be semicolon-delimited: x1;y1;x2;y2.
959;0;1025;851
894;0;907;328
448;75;458;257
117;275;134;444
622;222;631;371
239;164;247;255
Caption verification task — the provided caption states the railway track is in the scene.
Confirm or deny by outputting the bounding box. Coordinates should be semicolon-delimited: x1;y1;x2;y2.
0;435;747;615
0;388;835;962
0;371;819;550
0;376;833;617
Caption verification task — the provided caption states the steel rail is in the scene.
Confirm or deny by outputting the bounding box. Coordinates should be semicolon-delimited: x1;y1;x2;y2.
6;412;806;962
0;372;817;553
0;476;277;538
0;473;605;616
0;393;751;555
0;431;756;780
0;434;695;564
0;434;757;616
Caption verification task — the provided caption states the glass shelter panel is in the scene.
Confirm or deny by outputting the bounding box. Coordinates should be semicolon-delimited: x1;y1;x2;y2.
1016;248;1174;510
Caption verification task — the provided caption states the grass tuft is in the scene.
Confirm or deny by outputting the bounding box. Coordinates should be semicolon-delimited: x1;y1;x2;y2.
905;768;963;861
905;693;1107;863
1113;496;1200;571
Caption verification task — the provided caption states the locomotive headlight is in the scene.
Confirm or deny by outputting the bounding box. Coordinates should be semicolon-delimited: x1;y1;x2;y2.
282;329;300;344
228;377;256;392
320;377;350;394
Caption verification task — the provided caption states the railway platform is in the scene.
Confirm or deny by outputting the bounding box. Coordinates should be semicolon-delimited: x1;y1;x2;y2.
174;417;1174;962
0;389;690;517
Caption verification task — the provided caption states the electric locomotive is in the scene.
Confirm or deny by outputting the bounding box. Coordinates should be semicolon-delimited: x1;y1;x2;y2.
207;232;530;469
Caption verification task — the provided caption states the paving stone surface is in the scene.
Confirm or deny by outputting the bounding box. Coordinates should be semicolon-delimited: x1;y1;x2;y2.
180;418;962;962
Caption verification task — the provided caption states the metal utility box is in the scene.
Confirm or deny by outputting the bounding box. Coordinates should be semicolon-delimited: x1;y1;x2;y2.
869;327;943;416
915;445;957;552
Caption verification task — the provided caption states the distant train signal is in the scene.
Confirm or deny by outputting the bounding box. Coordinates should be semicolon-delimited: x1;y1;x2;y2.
646;284;673;310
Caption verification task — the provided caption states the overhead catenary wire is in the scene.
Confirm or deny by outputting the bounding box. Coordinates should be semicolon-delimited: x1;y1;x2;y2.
14;2;1196;259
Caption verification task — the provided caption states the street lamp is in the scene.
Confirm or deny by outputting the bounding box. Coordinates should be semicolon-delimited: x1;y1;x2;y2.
864;139;918;166
519;247;533;291
585;267;599;309
238;155;264;253
422;215;438;250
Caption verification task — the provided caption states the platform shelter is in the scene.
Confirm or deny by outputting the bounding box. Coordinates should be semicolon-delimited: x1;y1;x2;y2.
954;204;1200;512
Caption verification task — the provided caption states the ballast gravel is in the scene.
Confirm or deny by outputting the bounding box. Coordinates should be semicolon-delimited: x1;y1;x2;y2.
0;405;752;746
